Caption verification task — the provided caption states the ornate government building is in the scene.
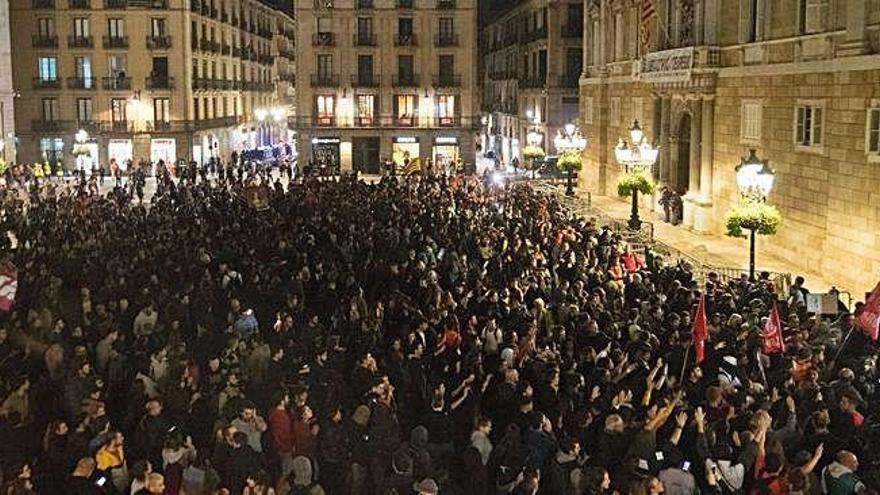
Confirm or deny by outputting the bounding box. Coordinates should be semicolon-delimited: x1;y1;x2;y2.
580;0;880;292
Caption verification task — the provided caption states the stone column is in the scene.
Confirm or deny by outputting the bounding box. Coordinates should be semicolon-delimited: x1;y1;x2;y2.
659;96;671;184
682;99;702;229
693;97;715;232
839;0;868;55
699;97;714;200
688;99;702;196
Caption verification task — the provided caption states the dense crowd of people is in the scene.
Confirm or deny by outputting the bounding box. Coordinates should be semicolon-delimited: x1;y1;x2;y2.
0;169;878;495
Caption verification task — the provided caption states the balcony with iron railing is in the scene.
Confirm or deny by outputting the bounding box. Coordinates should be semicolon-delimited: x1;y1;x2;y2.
102;76;131;90
67;77;96;89
192;78;208;90
69;0;90;7
32;0;54;8
434;34;458;47
395;33;416;46
357;0;372;8
353;33;377;46
351;74;380;87
103;35;129;49
396;0;413;7
519;75;546;88
68;35;94;48
32;120;65;132
392;74;419;87
313;32;335;46
104;0;126;8
354;116;377;127
146;35;171;49
32;35;58;48
433;74;461;87
314;115;335;126
435;0;454;8
221;44;231;55
313;0;334;8
32;77;61;89
525;26;547;43
146;76;174;89
437;115;459;127
310;74;338;87
396;115;416;127
110;120;131;132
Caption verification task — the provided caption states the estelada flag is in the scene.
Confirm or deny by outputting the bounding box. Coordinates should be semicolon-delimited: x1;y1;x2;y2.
0;263;18;312
693;293;708;365
857;281;880;341
762;302;785;354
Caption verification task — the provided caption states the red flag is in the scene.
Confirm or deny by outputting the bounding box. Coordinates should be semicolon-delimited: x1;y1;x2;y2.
857;281;880;341
762;302;785;354
692;293;708;365
0;263;17;312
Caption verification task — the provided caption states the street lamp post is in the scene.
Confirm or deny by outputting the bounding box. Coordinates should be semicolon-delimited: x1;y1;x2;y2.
524;126;544;179
553;122;588;196
734;149;776;280
613;120;659;230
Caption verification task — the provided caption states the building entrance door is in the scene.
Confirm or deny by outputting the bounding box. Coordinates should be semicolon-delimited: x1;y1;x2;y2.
353;137;380;173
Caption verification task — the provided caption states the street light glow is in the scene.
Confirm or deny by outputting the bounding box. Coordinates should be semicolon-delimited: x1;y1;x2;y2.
735;149;775;200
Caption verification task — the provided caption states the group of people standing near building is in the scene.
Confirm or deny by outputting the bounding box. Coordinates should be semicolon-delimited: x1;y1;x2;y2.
0;171;877;495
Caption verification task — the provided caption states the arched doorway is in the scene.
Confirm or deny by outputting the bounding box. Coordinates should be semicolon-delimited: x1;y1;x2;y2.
675;114;691;194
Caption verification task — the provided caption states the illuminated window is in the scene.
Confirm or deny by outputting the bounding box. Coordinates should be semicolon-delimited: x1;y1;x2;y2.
438;95;455;125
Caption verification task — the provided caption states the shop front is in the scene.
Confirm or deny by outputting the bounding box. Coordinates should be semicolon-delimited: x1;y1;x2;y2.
432;136;460;174
392;136;420;173
108;139;133;169
352;137;380;174
150;138;177;165
310;137;340;173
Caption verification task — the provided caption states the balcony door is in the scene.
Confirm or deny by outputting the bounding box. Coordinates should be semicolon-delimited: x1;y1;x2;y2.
358;55;373;85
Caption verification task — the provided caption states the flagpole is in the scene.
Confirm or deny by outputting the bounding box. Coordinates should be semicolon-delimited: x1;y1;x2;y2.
828;324;857;377
679;343;691;385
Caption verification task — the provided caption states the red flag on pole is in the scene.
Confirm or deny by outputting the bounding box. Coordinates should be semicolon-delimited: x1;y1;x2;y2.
693;293;708;365
762;302;785;354
857;281;880;341
0;263;18;312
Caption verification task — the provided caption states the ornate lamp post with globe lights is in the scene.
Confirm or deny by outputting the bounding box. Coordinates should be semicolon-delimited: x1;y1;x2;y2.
523;116;545;179
726;149;780;280
553;122;588;196
613;120;659;230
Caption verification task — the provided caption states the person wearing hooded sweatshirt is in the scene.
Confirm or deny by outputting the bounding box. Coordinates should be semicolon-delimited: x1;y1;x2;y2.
821;451;867;495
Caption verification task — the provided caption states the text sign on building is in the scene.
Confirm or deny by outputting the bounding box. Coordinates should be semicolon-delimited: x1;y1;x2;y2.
637;47;695;83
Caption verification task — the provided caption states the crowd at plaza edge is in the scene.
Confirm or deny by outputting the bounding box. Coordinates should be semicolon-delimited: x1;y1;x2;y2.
0;164;878;495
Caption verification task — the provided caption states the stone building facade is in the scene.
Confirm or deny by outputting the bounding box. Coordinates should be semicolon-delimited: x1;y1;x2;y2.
0;0;16;164
580;0;880;293
9;0;294;170
294;0;479;174
479;0;582;166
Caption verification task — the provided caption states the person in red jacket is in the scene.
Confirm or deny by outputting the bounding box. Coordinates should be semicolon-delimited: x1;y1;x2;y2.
267;392;294;485
619;246;644;273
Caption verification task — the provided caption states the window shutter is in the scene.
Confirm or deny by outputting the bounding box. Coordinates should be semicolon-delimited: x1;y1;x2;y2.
870;109;880;153
796;107;806;145
813;107;822;145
